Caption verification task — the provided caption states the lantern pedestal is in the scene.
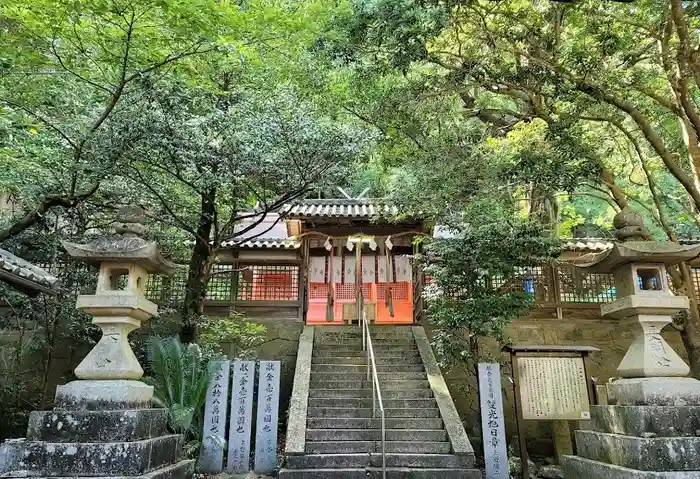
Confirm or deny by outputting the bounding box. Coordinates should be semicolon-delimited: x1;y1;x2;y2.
563;210;700;478
0;207;190;479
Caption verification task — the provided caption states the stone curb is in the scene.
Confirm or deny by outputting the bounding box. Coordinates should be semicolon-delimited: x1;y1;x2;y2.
284;325;314;455
412;326;475;465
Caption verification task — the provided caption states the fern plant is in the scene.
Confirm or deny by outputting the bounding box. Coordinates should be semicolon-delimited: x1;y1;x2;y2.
144;336;214;441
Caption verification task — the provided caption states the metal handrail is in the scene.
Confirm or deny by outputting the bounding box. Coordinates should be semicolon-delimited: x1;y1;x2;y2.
361;306;386;479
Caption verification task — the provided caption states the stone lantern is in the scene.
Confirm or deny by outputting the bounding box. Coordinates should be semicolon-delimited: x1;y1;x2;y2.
562;210;700;477
57;205;176;408
0;206;192;479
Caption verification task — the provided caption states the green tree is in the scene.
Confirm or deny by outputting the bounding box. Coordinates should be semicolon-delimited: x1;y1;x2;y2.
334;0;700;375
114;81;372;341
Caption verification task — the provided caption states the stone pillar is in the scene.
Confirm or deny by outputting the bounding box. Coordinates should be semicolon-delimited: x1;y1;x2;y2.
562;210;700;478
0;206;193;479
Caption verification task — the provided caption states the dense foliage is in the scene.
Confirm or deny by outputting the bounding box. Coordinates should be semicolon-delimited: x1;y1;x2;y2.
4;0;700;433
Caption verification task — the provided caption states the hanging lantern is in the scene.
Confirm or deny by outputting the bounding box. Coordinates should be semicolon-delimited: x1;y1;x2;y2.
324;237;332;251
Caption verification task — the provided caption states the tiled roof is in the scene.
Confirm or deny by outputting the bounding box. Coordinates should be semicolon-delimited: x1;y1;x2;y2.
222;238;300;249
281;199;399;218
0;248;59;295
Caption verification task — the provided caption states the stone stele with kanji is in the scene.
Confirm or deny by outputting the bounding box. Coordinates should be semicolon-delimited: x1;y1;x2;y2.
563;209;700;478
0;206;194;479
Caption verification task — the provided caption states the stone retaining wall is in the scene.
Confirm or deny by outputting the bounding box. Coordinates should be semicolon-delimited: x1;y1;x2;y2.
430;316;687;458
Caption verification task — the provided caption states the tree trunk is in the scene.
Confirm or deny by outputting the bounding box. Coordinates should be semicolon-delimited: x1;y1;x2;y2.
680;263;700;379
179;189;216;343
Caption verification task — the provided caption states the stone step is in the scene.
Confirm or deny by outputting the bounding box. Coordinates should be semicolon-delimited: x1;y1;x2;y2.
307;417;444;430
575;430;700;470
309;380;430;390
0;435;183;476
311;351;423;364
310;372;426;381
307;407;440;419
306;429;448;442
286;452;473;469
26;409;168;443
305;441;451;454
562;455;674;479
309;389;434;399
311;364;425;373
26;459;196;479
315;333;415;340
314;346;419;355
312;355;422;364
314;343;417;350
308;398;436;409
279;467;480;478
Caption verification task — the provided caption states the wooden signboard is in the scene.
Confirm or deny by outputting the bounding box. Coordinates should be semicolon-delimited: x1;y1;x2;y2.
516;356;591;420
505;345;599;479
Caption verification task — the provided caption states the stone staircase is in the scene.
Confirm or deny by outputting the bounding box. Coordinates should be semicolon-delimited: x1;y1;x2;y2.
280;325;480;478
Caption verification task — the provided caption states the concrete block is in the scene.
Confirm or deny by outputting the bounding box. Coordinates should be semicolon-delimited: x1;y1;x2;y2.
591;405;700;437
608;378;700;406
0;435;183;476
563;455;700;478
26;409;167;442
54;380;153;410
0;459;195;479
576;430;700;471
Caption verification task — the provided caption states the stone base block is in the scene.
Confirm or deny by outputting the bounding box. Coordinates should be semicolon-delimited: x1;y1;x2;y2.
562;456;700;478
0;459;194;479
575;430;700;471
0;435;183;476
26;409;167;443
55;380;153;410
591;405;700;437
608;378;700;406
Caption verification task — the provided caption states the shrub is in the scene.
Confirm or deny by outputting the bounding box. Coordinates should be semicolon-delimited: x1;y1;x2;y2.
144;336;214;442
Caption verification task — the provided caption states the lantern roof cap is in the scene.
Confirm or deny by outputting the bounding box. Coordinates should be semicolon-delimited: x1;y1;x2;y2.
577;241;700;273
61;206;176;275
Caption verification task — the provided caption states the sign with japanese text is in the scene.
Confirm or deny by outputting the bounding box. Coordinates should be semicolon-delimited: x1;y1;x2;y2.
200;360;231;472
516;356;590;420
478;363;509;479
254;360;280;473
226;360;255;473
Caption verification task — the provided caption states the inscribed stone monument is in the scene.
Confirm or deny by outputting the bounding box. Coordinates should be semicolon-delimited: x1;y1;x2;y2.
200;360;231;473
254;360;281;473
227;360;255;473
478;363;509;479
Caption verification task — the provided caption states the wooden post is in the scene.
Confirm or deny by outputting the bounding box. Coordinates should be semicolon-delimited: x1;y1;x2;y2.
551;264;563;320
298;239;309;322
551;420;573;464
510;352;530;479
